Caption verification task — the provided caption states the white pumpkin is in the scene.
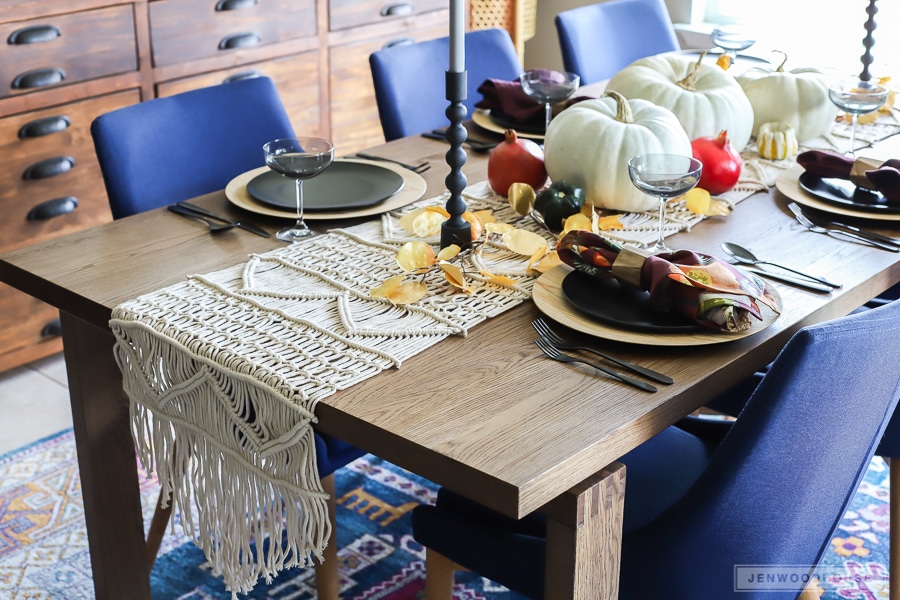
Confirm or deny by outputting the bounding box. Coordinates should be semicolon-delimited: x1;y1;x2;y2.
544;91;692;213
736;51;836;143
606;53;754;151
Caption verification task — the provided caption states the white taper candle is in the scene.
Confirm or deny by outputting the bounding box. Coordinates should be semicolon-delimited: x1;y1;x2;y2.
449;0;465;72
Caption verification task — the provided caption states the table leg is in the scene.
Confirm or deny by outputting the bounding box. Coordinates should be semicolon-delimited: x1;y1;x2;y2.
61;312;151;599
542;462;626;600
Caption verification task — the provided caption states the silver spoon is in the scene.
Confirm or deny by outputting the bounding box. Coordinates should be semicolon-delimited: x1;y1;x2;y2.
721;242;842;289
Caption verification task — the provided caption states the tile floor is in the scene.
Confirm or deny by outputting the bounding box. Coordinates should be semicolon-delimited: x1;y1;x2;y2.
0;353;72;455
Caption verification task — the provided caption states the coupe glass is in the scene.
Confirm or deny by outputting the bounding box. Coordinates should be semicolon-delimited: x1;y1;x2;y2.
263;137;334;242
627;154;703;254
519;69;580;132
828;79;889;157
710;25;756;64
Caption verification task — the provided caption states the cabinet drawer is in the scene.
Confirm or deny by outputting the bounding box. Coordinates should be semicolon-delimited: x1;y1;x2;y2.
330;26;446;153
330;0;447;31
0;89;140;253
156;52;321;137
0;5;138;99
149;0;317;67
0;283;62;373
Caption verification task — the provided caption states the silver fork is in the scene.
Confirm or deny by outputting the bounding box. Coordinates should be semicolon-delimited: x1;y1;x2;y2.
788;203;899;252
353;152;431;173
167;205;236;233
535;338;657;393
532;318;673;384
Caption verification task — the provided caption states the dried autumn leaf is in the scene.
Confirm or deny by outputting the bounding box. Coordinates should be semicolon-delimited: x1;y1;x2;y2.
705;198;733;216
508;182;536;216
425;205;450;218
473;209;495;225
504;228;548;256
596;214;624;230
439;261;468;291
436;244;461;261
398;208;446;237
527;244;549;272
396;241;436;271
562;213;592;234
532;250;564;273
481;270;517;286
485;222;515;235
387;281;429;304
462;211;484;240
685;188;711;215
370;274;406;298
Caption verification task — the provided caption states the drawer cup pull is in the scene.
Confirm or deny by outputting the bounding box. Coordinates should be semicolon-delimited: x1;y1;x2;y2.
380;2;415;16
22;156;75;180
18;115;71;139
8;25;62;45
27;196;78;221
218;32;261;50
224;70;263;83
383;37;415;49
40;317;63;338
216;0;258;10
12;68;66;90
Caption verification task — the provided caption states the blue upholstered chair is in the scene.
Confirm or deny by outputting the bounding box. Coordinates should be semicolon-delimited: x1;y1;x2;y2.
412;299;900;599
369;28;523;141
91;77;365;598
555;0;680;84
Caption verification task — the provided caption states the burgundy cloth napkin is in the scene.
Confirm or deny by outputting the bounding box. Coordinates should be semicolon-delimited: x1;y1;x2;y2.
797;150;900;204
475;71;595;126
557;231;781;332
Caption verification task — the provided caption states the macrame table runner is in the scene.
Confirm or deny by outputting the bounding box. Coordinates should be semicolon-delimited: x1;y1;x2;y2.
110;115;895;597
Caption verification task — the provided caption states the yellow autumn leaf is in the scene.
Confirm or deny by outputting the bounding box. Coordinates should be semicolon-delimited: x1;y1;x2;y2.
527;244;549;273
387;281;429;305
504;228;549;256
370;274;406;298
485;222;515;235
462;211;484;240
425;205;450;218
562;213;592;234
580;203;595;219
473;209;495;225
396;241;436;271
532;250;564;273
481;270;517;286
596;214;624;230
436;244;461;261
716;54;732;70
399;208;446;237
685;188;711;214
439;261;468;291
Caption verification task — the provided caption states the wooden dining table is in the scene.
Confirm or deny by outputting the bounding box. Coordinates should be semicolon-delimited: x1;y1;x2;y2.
2;131;899;600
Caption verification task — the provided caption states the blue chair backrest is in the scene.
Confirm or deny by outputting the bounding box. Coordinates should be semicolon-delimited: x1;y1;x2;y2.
555;0;680;84
91;76;295;219
622;299;900;598
369;28;523;141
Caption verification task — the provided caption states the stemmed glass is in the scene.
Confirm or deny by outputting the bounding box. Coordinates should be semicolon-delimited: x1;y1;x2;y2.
710;25;756;64
627;154;703;254
519;69;580;133
828;79;889;157
263;137;334;242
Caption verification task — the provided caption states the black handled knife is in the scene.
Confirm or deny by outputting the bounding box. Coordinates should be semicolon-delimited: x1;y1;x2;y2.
175;201;270;238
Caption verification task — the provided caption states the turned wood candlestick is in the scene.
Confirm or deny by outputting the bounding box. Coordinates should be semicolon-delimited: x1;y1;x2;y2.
860;0;878;82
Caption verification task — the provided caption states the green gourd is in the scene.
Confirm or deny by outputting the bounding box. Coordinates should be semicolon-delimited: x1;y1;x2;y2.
534;180;586;231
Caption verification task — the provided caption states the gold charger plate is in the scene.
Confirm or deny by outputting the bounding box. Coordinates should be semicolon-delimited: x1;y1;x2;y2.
225;159;427;220
532;264;781;346
775;165;900;222
471;109;544;141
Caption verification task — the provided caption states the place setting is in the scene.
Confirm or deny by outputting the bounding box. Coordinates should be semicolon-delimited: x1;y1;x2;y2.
224;137;428;223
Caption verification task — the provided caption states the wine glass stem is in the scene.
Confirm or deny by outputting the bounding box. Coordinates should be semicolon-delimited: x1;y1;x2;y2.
544;102;552;132
849;114;859;157
295;178;306;229
656;196;667;251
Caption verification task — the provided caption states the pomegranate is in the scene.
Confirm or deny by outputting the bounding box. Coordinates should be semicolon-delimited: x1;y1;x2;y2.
487;129;548;196
691;130;742;195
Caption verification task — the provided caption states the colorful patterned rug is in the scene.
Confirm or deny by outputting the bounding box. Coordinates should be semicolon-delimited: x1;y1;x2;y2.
0;429;891;599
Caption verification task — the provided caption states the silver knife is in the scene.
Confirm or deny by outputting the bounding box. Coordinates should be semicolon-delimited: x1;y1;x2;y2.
741;266;833;293
175;201;271;238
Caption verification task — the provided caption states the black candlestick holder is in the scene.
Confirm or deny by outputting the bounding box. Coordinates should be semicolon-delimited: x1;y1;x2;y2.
860;0;878;82
440;70;472;250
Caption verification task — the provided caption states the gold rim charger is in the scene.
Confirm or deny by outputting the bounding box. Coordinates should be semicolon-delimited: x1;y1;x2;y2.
775;165;900;222
471;110;544;141
532;264;782;346
225;159;428;220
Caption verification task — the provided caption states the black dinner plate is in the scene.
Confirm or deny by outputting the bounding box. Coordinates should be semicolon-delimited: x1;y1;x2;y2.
561;270;703;333
488;109;546;135
798;172;900;214
247;161;404;212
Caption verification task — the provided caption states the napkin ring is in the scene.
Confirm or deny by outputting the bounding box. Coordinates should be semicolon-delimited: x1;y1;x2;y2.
851;157;883;190
611;246;652;288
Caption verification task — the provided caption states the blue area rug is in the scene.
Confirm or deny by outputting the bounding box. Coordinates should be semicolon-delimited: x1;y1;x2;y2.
0;429;891;599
